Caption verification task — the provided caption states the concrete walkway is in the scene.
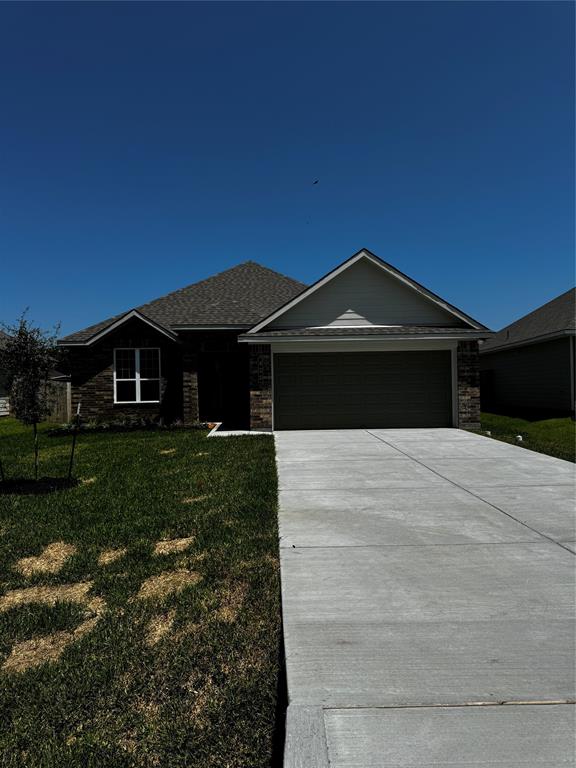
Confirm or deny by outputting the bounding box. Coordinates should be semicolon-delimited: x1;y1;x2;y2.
276;429;576;767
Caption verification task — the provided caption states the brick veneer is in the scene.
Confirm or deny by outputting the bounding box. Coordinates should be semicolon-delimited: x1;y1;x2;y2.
457;340;481;429
247;341;481;432
66;318;183;423
182;349;199;425
249;344;272;430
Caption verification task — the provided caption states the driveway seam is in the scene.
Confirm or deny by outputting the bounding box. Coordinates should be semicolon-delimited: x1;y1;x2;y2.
280;541;543;549
322;700;576;711
364;429;575;555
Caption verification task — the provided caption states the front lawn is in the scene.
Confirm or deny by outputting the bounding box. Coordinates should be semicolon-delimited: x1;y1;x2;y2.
0;419;281;767
481;413;576;463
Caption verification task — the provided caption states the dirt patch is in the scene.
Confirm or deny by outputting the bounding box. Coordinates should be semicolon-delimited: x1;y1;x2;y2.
145;609;176;646
15;542;77;577
181;495;210;504
153;537;194;556
216;582;247;624
136;570;202;601
159;449;176;455
98;547;127;566
0;583;106;673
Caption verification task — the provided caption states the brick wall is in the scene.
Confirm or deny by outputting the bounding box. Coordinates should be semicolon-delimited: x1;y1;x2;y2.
249;344;272;430
66;319;184;423
457;340;481;429
182;348;199;425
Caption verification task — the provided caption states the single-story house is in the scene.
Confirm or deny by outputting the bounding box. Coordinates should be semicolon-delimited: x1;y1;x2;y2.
480;288;576;419
58;249;492;430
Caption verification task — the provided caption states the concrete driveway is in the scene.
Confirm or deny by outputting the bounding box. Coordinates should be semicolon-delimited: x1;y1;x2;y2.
276;428;576;767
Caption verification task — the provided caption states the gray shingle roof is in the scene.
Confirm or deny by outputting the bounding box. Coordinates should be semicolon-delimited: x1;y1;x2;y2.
481;288;575;354
60;262;307;343
240;326;492;339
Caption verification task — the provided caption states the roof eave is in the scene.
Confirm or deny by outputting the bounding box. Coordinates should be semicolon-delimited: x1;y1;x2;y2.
480;328;575;355
239;331;493;343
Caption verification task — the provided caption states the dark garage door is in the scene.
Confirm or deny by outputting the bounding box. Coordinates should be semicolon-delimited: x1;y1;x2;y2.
274;351;453;430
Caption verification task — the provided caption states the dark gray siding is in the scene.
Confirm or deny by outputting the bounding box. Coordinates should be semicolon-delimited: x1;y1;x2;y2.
480;337;574;417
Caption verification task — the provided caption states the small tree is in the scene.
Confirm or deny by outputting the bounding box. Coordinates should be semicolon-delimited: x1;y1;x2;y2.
0;315;61;480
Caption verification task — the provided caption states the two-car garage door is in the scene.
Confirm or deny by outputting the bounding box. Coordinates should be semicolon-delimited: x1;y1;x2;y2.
273;351;453;430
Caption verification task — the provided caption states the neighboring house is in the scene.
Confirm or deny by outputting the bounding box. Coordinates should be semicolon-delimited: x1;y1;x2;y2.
58;249;492;430
0;329;9;416
480;288;576;419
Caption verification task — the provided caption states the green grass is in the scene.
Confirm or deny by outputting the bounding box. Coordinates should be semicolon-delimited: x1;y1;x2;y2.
0;419;281;768
481;413;576;463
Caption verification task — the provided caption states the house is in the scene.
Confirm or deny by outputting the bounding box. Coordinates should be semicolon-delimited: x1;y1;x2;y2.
480;288;576;419
0;330;10;416
58;249;492;430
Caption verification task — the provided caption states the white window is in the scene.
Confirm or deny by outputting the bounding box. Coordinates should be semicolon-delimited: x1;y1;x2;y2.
114;348;161;403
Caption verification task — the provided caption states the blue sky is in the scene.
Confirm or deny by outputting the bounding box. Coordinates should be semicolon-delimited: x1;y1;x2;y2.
1;1;573;335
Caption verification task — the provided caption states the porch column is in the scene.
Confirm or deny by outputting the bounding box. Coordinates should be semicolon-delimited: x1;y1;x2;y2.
182;350;199;425
249;344;272;430
457;340;480;430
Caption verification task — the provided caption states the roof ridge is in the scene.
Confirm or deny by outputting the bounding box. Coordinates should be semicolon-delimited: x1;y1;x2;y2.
137;261;305;312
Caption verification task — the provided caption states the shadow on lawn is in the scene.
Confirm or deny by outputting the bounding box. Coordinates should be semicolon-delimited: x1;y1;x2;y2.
0;477;79;495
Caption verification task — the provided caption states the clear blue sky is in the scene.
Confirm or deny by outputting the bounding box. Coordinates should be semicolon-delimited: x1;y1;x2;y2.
1;1;574;335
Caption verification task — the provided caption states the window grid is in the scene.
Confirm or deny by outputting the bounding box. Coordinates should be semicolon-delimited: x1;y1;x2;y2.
114;348;161;404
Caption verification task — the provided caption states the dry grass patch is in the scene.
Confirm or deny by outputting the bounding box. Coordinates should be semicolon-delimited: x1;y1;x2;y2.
15;542;77;577
216;582;247;624
145;609;176;647
98;547;127;566
153;537;194;556
136;570;202;601
181;495;210;504
0;581;97;613
1;582;106;673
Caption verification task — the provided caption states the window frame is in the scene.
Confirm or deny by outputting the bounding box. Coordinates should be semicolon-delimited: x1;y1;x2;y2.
113;348;161;404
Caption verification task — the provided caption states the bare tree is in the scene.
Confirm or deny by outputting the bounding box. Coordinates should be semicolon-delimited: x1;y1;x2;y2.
0;314;61;480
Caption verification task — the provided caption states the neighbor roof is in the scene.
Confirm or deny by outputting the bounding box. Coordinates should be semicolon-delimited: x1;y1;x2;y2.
481;288;576;354
60;262;307;344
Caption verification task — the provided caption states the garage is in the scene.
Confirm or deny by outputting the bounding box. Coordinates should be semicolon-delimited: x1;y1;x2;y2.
273;350;453;430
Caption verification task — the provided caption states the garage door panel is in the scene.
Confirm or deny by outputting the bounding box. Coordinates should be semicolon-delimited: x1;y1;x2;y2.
274;351;452;430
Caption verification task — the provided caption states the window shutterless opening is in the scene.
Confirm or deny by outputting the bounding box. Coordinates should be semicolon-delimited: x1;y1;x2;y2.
114;348;161;403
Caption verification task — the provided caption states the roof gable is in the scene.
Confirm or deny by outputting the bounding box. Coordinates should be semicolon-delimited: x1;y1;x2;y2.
249;249;486;333
62;310;180;346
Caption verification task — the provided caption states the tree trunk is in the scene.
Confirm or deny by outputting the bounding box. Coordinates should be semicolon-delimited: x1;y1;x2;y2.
33;421;39;481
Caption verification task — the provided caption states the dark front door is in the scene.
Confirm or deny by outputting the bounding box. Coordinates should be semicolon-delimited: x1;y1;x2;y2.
198;347;250;428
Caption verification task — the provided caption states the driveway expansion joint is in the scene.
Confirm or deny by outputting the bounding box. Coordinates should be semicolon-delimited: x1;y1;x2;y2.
364;429;576;554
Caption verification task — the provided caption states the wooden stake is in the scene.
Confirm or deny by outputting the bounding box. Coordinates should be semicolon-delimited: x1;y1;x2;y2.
67;403;81;481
